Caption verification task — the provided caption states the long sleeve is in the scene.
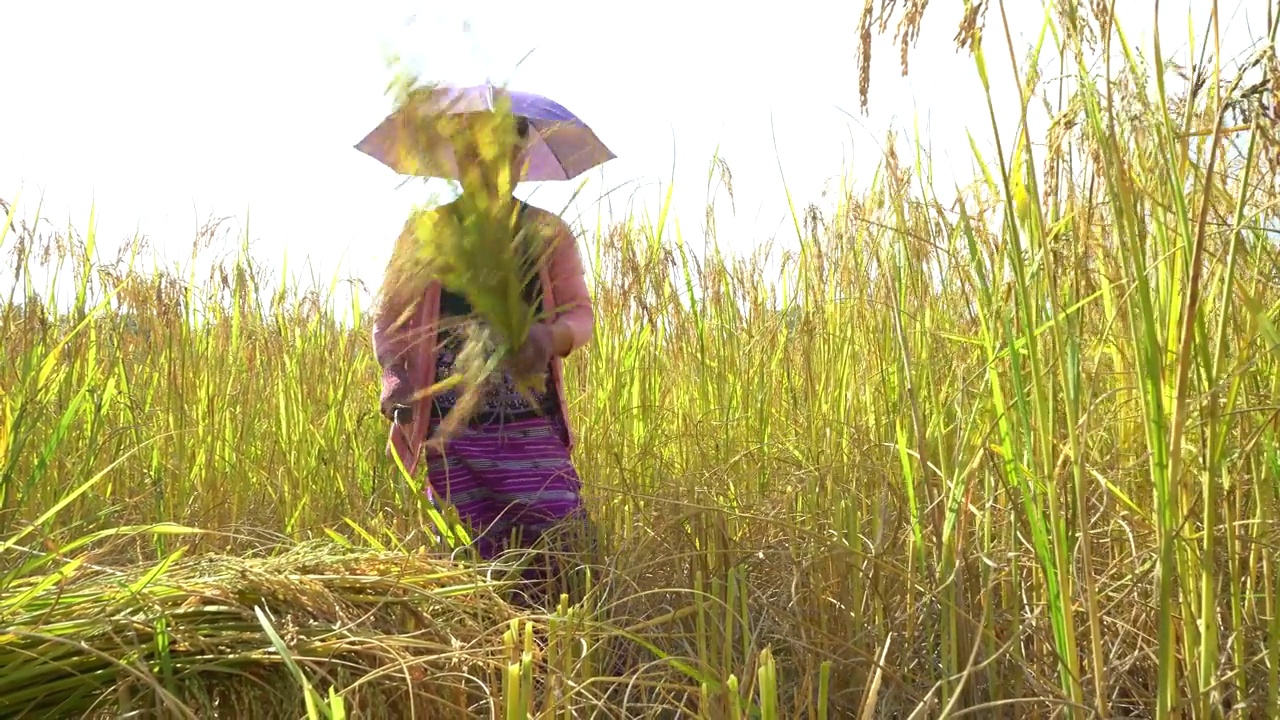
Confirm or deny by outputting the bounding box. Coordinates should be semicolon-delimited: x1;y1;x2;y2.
371;216;424;369
544;215;594;356
372;307;416;369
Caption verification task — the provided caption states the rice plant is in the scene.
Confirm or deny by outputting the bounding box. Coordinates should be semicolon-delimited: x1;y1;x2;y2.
374;69;560;440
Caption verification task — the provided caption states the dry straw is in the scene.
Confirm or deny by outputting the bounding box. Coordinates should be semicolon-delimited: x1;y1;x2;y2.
0;535;529;719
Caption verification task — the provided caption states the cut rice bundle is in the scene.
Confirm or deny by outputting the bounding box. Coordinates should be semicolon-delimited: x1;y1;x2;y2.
0;540;531;718
377;75;558;444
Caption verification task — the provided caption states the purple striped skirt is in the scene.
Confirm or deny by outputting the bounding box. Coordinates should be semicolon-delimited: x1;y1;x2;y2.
423;414;584;561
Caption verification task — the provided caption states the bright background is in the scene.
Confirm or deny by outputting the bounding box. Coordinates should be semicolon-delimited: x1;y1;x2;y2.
1;0;1264;297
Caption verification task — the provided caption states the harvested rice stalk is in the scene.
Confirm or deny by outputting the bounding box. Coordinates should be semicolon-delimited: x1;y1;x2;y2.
377;73;557;443
0;539;530;719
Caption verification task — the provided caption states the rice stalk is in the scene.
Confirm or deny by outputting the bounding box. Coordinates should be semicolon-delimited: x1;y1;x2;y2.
375;70;559;444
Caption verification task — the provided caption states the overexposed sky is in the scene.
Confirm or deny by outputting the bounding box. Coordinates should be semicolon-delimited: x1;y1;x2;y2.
1;0;1269;298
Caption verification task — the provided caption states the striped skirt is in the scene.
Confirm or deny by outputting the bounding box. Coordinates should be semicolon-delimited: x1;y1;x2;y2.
423;414;585;561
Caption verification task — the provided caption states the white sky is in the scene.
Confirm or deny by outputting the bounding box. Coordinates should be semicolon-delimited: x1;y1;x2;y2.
0;0;1269;300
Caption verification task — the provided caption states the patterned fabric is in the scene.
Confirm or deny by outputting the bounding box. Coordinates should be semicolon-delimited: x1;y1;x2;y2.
423;415;584;561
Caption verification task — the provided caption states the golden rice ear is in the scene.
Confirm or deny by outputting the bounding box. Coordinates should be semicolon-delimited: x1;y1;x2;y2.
379;78;541;440
426;379;485;449
390;303;417;331
410;374;463;404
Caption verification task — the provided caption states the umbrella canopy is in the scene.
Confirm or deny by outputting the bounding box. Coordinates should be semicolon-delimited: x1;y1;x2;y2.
355;83;616;182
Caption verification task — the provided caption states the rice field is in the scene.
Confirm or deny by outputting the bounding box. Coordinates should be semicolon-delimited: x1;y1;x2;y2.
3;3;1280;718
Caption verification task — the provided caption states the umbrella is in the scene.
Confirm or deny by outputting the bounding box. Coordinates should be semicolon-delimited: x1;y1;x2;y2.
355;83;616;182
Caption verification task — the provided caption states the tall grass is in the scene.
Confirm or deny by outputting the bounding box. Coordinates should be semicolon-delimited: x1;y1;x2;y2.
2;3;1279;717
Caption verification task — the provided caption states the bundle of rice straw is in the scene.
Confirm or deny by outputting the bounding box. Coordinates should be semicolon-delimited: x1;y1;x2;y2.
0;539;526;718
377;73;557;443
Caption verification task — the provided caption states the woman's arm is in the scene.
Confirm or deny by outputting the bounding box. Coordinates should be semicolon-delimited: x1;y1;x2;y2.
543;214;594;357
371;215;424;369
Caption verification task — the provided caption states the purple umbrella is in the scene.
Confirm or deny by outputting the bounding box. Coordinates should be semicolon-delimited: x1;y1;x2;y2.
355;83;616;182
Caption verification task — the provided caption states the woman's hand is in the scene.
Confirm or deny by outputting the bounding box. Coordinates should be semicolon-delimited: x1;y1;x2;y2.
508;322;555;378
508;321;565;378
380;365;416;424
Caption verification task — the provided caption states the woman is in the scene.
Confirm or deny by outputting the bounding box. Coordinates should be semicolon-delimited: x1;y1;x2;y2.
372;115;594;600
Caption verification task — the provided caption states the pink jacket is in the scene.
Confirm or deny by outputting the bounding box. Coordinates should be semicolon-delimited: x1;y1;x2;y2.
371;202;594;475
